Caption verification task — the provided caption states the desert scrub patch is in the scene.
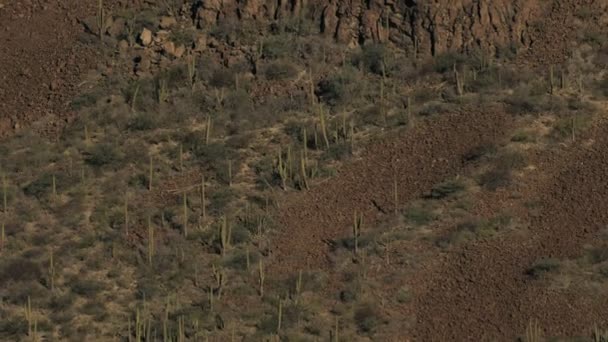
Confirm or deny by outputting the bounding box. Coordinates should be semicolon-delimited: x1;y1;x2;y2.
404;202;437;227
429;178;466;199
263;60;299;80
437;215;513;247
83;143;124;168
352;44;388;75
0;258;42;284
262;35;297;59
354;303;385;335
511;130;537;143
478;151;526;191
551;112;593;140
70;278;106;296
526;258;561;279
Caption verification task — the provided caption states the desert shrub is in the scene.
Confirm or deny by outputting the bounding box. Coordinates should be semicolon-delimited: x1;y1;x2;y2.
552;113;592;140
323;142;352;161
478;167;511;191
70;92;101;110
169;28;195;46
416;101;454;116
222;249;258;271
356;105;384;126
282;16;317;36
396;287;412;303
209;68;235;88
526;258;560;278
586;248;608;264
354;304;383;334
70;279;106;296
478;151;526;191
496;43;520;61
430;179;466;199
84;143;123;168
22;173;55;199
433;52;468;74
352;44;387;75
463;143;497;162
49;293;76;311
437;215;512;247
0;314;28;336
262;35;296;59
81;300;108;320
511;130;536;143
127;112;161;131
208;187;237;215
263;60;299;80
317;77;348;106
405;204;436;226
0;258;41;284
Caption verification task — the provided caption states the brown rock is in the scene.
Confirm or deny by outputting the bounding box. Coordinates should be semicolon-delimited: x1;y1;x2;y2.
162;41;176;56
140;28;152;46
194;34;207;51
118;39;129;52
173;44;186;58
159;16;177;29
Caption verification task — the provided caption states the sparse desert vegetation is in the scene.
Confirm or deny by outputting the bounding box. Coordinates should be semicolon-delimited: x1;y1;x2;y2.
1;0;608;341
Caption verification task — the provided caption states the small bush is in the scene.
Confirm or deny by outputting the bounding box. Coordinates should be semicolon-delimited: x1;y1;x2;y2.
463;144;497;163
405;204;436;226
354;304;382;334
511;130;536;143
433;52;468;74
84;143;123;168
0;258;41;284
263;61;299;80
70;279;106;296
209;68;235;88
127;112;160;131
478;151;526;191
430;179;466;199
353;44;387;75
552;114;592;140
262;35;295;59
526;258;560;278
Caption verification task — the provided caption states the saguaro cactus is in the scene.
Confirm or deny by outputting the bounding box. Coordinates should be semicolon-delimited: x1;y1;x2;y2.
353;212;363;255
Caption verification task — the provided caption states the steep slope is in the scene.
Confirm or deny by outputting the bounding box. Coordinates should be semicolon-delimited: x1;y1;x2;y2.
0;0;125;138
271;107;513;273
413;116;608;340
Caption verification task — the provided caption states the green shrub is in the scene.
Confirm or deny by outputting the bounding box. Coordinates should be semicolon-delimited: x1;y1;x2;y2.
433;52;468;74
353;44;387;75
552;113;592;140
354;304;382;334
478;151;525;191
430;179;466;199
511;130;536;143
263;60;299;80
262;35;296;59
405;204;436;226
210;68;236;88
526;258;560;278
463;143;497;162
70;279;106;296
23;173;55;199
84;143;123;168
127;112;160;131
0;258;41;284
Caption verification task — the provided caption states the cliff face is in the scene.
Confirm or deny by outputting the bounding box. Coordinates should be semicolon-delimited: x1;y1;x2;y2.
193;0;545;56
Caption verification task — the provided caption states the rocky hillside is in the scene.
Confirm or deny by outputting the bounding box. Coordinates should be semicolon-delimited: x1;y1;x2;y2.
2;0;608;341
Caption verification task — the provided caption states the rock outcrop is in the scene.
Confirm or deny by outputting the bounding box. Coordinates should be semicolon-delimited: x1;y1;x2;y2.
192;0;550;56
